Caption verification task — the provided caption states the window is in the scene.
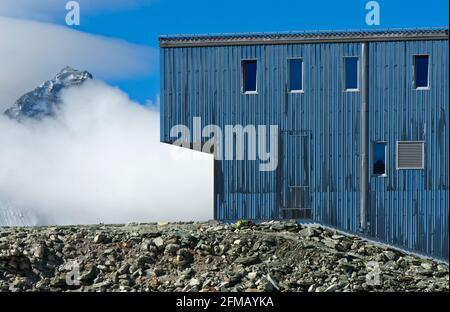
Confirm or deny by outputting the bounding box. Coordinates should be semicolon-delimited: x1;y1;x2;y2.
288;58;303;92
414;55;429;89
242;60;257;93
397;141;424;170
344;57;359;91
373;142;387;176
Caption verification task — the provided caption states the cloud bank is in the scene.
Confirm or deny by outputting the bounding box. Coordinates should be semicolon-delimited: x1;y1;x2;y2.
0;16;157;111
0;81;213;225
0;8;201;226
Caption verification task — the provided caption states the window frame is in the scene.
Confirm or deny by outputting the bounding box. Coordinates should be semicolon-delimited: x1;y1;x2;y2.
372;141;388;177
343;56;360;92
396;141;425;170
413;54;430;90
287;57;304;93
241;59;258;95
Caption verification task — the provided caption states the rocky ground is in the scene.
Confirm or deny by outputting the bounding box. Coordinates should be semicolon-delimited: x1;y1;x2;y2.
0;221;448;292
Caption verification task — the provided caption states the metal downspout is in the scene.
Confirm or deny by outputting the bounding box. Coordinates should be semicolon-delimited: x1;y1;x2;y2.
360;42;369;232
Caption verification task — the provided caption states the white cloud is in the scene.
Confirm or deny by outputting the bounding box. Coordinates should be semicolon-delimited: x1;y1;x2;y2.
0;16;157;111
0;0;155;22
0;81;213;225
0;7;190;226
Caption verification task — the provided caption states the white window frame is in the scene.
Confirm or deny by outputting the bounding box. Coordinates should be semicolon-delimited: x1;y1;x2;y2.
413;54;430;90
241;59;258;95
396;141;425;170
287;57;304;93
373;141;388;177
343;56;360;92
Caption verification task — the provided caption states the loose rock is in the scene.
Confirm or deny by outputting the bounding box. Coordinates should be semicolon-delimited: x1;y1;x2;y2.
0;222;447;292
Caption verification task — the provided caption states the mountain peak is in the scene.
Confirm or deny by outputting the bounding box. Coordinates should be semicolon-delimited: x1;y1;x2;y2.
55;66;93;84
4;67;93;121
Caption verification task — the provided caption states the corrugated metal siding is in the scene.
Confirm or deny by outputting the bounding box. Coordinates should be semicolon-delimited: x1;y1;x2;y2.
368;40;449;259
161;38;449;260
161;43;361;231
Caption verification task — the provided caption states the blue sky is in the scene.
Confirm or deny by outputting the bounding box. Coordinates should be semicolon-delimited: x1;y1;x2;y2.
51;0;450;104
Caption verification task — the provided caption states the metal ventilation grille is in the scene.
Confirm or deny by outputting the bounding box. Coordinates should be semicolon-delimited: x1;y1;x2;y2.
397;141;424;169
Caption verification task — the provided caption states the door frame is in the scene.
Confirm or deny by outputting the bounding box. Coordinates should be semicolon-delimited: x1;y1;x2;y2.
279;130;313;220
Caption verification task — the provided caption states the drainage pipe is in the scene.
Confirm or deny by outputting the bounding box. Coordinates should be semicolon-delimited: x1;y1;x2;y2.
360;42;369;231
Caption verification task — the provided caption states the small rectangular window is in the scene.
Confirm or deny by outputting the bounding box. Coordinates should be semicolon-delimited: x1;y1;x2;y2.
289;58;303;92
414;55;429;89
373;142;387;176
344;57;359;91
242;60;257;93
397;141;424;170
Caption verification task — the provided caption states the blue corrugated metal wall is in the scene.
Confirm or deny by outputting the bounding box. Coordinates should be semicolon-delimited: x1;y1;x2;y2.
160;39;449;260
367;40;449;259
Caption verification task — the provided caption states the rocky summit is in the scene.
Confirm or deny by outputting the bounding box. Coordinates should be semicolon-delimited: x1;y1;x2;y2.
0;221;448;292
3;67;92;121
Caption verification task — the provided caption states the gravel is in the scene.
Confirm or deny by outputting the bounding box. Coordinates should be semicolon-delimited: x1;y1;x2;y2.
0;221;448;292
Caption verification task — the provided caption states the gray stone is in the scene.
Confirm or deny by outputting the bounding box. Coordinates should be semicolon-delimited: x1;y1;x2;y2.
93;280;113;289
323;238;336;249
32;244;46;259
265;274;280;291
257;278;274;292
248;272;258;281
299;227;318;238
234;255;260;266
93;233;110;244
78;265;98;283
383;250;398;261
153;237;165;249
325;284;338;292
421;262;433;270
164;243;180;255
117;263;131;275
189;278;201;287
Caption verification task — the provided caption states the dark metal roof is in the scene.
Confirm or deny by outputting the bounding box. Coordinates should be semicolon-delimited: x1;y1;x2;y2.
160;28;449;48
